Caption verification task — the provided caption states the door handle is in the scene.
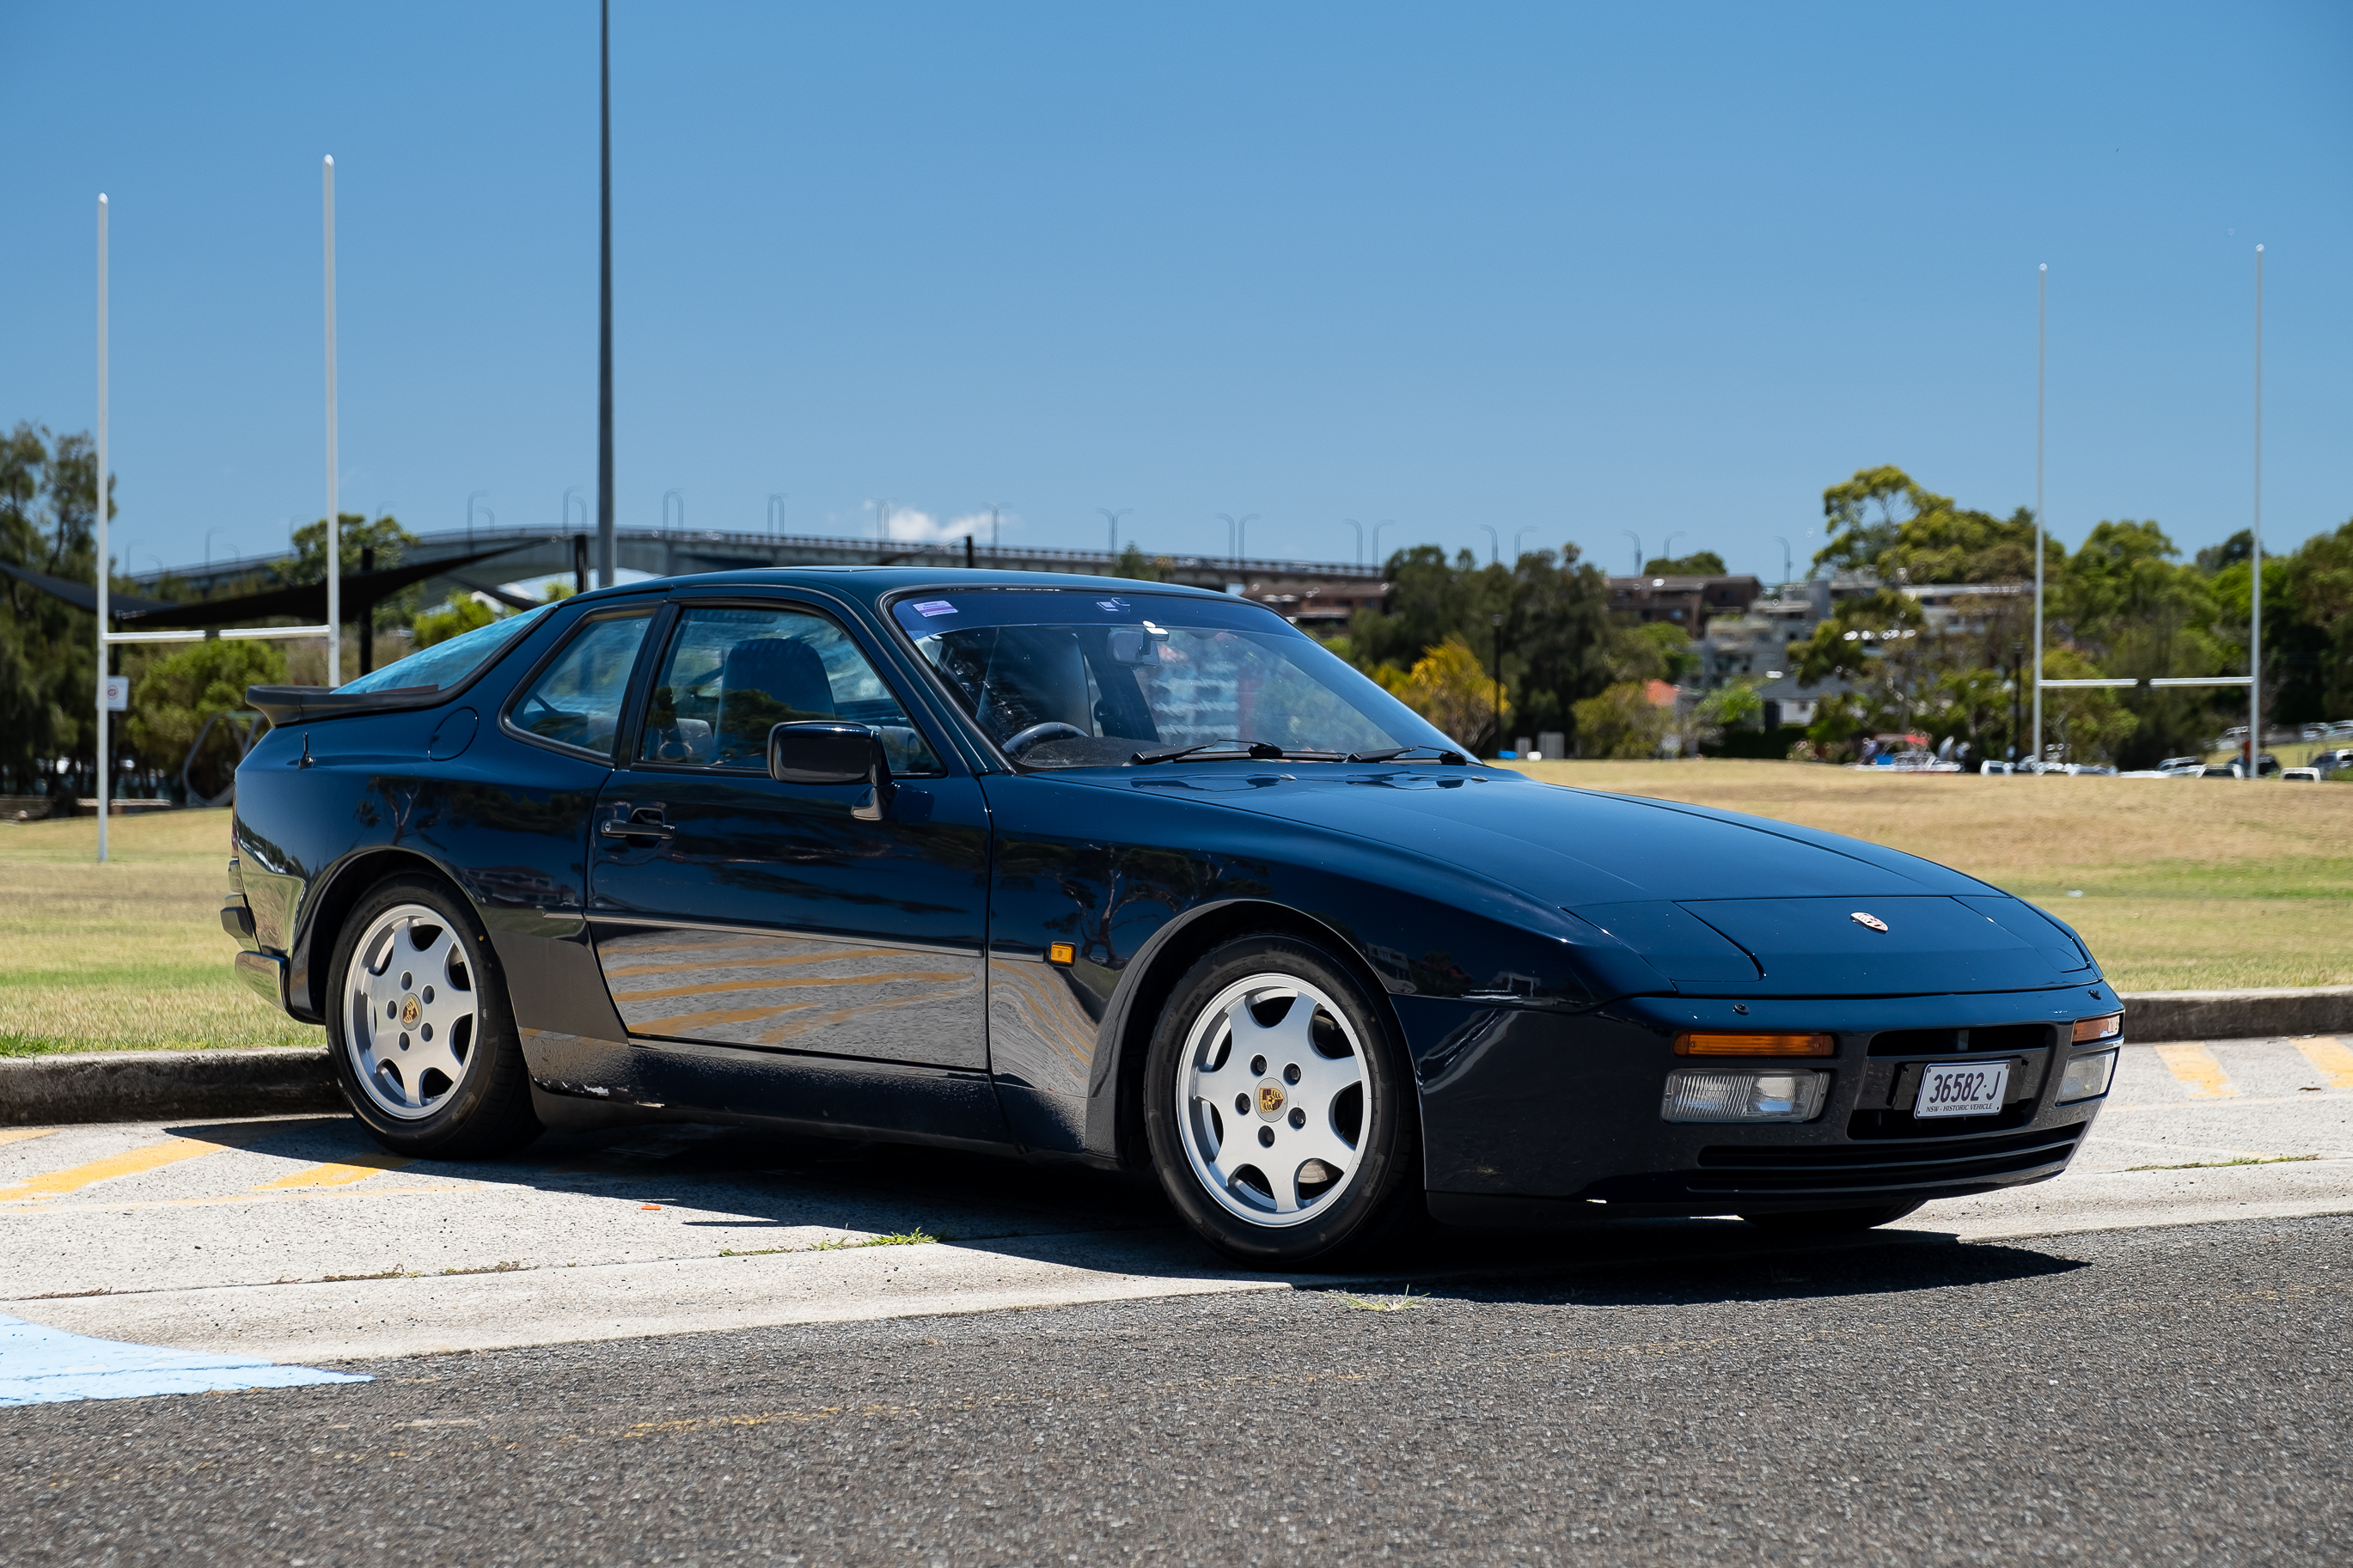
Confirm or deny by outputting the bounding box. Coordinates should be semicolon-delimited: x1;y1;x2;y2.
601;814;674;841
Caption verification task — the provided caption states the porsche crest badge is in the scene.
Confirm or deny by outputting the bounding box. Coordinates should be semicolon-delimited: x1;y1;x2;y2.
1258;1083;1287;1117
1849;911;1890;932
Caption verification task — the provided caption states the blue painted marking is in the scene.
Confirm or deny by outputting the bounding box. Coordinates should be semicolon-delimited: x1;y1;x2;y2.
0;1315;370;1406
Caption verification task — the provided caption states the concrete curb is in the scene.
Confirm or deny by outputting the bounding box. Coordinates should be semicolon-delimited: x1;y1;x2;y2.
0;1048;338;1127
1;985;2346;1126
2122;986;2353;1045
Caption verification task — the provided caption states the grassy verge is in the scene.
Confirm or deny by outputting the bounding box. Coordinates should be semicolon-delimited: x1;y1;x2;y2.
1504;760;2353;993
0;810;320;1057
3;765;2344;1053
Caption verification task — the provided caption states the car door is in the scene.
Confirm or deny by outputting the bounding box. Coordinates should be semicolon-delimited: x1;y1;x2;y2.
586;594;992;1070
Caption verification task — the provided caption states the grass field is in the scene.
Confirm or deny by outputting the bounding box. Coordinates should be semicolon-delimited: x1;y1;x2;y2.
1507;760;2353;992
3;766;2346;1054
0;810;318;1057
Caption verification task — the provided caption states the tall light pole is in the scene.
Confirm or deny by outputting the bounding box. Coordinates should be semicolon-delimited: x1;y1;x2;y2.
767;493;786;537
2250;243;2264;781
1476;524;1499;565
663;489;684;530
323;156;339;686
468;490;492;543
1342;517;1363;565
874;497;897;542
2032;263;2046;773
1217;513;1257;564
596;0;615;589
1619;531;1642;577
1370;520;1395;566
1659;530;1685;570
95;192;109;862
1489;613;1505;757
1772;535;1793;587
1513;526;1537;561
1097;507;1133;553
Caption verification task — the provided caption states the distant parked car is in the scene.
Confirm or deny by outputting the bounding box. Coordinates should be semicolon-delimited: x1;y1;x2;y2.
2328;720;2353;740
2315;749;2353;777
1978;760;2014;776
2282;767;2322;783
2300;723;2328;742
2156;757;2206;776
2198;766;2238;778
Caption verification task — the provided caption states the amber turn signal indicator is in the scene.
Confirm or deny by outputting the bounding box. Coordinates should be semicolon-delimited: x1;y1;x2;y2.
1047;943;1076;966
1672;1031;1835;1057
2072;1013;2123;1042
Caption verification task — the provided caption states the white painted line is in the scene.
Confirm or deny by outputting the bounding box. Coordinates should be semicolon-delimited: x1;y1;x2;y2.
0;1313;368;1407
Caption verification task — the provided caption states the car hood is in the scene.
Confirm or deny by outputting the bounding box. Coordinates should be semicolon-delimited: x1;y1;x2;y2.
1082;767;2094;998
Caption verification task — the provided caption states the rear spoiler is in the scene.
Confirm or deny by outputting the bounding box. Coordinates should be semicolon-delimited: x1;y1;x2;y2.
244;684;442;725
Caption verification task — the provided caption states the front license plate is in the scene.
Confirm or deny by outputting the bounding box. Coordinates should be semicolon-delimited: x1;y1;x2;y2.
1916;1059;2010;1119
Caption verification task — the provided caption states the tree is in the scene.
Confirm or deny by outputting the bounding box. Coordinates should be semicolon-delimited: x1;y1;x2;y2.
1812;465;2048;584
1110;543;1165;583
1572;683;1670;759
412;595;498;649
0;423;107;790
123;638;285;790
1346;543;1615;753
1642;551;1726;576
1378;637;1505;752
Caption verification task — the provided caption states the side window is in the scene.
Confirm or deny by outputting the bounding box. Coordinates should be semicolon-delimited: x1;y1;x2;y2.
507;611;654;757
640;604;942;774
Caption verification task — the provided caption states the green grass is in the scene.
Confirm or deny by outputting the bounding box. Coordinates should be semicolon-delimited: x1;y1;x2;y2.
6;764;2348;1055
722;1229;944;1256
2124;1155;2323;1173
0;809;319;1057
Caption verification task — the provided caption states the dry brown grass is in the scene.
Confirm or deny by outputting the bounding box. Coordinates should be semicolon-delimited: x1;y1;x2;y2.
1506;760;2353;991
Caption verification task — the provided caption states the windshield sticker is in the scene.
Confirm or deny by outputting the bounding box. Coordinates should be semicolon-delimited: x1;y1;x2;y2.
1096;599;1128;613
911;600;956;617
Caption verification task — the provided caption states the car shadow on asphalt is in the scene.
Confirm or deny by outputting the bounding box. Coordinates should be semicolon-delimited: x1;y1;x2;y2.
162;1113;2083;1306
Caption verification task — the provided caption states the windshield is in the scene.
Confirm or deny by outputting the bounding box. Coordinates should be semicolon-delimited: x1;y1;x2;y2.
890;589;1457;768
338;603;553;695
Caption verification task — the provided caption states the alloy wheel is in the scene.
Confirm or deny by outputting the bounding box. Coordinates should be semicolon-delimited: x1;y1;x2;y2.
1174;973;1371;1228
342;902;481;1120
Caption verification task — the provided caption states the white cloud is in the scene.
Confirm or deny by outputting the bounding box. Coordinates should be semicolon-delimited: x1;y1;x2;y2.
872;504;1015;543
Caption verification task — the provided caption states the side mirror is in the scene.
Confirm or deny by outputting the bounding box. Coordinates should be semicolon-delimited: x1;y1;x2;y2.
767;721;895;821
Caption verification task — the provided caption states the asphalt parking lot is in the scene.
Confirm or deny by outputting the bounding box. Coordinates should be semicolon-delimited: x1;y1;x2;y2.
2;1037;2350;1563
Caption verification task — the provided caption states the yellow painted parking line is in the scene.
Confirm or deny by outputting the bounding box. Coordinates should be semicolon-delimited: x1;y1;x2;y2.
0;1128;58;1148
2154;1043;2237;1099
0;1136;234;1202
0;1181;483;1218
253;1151;414;1190
2294;1037;2353;1090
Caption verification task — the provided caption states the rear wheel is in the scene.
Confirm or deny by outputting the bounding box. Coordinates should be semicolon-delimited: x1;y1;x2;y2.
1143;934;1425;1268
1739;1199;1925;1234
326;874;541;1158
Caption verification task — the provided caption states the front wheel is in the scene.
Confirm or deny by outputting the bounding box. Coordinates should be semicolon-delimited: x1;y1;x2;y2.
1143;934;1425;1268
326;873;541;1158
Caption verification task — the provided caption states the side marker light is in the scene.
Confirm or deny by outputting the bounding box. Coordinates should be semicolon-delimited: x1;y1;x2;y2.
1673;1031;1835;1057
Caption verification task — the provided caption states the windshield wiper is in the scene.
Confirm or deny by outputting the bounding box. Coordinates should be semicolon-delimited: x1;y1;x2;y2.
1345;745;1469;765
1130;740;1287;766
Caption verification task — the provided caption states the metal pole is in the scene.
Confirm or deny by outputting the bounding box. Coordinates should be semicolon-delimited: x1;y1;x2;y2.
2250;244;2264;780
1477;524;1499;565
1619;531;1642;576
1097;508;1133;553
2032;263;2045;772
1772;535;1792;587
95;193;109;863
322;157;341;686
596;0;615;589
1371;520;1392;566
1342;517;1362;565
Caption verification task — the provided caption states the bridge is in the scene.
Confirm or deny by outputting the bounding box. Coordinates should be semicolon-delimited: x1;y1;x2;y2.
131;526;1386;616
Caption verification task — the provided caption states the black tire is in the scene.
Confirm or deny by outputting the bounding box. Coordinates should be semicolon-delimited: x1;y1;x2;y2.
1142;933;1426;1268
324;873;541;1159
1738;1199;1926;1235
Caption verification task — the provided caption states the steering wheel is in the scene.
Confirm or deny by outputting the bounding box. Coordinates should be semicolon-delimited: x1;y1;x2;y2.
999;721;1090;759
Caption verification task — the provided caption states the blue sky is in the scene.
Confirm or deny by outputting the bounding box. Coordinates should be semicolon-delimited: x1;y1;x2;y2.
3;2;2347;580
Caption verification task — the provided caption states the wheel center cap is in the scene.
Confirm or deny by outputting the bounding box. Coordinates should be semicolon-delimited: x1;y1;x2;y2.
400;995;422;1028
1256;1082;1287;1120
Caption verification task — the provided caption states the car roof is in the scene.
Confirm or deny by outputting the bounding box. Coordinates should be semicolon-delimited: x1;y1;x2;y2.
545;567;1242;615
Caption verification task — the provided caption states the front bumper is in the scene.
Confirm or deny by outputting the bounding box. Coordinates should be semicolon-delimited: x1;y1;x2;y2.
1404;985;2120;1219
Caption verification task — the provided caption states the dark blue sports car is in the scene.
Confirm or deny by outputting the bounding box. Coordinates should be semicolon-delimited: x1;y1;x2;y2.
223;569;2124;1265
